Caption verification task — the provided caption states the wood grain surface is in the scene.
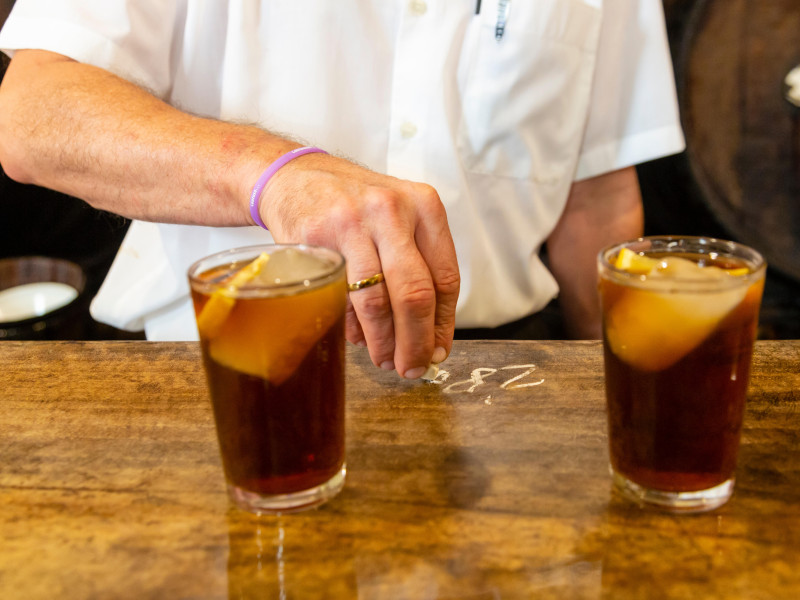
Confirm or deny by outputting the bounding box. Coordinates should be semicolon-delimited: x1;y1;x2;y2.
2;340;799;599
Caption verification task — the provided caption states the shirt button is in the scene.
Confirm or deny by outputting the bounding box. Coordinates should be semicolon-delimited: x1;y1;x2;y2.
408;0;427;16
400;122;418;139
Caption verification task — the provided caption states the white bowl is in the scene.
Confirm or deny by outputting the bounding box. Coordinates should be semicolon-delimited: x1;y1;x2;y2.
0;256;86;339
0;281;80;323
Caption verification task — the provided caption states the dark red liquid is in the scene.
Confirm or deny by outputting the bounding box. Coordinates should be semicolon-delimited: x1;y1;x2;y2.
602;271;763;492
202;317;345;496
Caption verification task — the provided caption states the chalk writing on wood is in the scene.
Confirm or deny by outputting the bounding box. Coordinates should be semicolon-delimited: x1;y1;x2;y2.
426;364;545;394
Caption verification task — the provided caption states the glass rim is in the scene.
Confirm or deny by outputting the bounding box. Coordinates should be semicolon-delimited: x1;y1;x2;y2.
598;235;767;288
187;243;346;298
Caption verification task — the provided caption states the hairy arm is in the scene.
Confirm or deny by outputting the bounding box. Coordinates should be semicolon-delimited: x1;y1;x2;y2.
0;50;295;224
546;166;644;339
0;50;460;378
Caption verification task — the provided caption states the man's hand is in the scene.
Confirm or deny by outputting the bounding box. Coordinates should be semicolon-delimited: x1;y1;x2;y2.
259;153;460;379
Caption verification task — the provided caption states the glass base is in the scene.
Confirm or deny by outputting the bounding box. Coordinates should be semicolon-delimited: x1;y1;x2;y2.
611;468;734;513
228;465;346;514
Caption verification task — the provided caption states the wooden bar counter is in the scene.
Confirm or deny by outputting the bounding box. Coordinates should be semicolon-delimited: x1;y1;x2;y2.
2;340;799;599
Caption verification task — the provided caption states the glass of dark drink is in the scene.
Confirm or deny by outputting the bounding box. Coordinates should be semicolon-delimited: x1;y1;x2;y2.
188;244;347;513
598;236;766;512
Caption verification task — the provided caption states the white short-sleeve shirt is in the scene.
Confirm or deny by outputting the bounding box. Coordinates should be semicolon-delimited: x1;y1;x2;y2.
0;0;685;340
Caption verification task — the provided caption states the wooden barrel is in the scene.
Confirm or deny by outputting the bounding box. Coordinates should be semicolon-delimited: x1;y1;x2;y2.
675;0;800;282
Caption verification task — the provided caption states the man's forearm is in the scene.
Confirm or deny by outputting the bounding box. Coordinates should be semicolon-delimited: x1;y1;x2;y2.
546;166;644;339
0;49;296;225
0;50;461;380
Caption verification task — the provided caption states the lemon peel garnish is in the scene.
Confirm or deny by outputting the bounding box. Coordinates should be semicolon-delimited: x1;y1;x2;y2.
614;247;659;274
196;252;270;339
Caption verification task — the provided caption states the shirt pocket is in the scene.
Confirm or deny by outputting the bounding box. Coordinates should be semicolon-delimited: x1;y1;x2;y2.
457;0;602;183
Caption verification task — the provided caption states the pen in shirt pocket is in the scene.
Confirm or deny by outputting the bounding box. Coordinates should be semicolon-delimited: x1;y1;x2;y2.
474;0;511;42
495;0;511;40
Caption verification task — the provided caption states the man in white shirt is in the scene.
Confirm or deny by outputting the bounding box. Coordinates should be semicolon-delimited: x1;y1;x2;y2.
0;1;684;378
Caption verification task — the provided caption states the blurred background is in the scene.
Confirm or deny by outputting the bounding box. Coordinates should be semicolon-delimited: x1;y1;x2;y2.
1;0;798;340
641;0;800;338
0;0;140;340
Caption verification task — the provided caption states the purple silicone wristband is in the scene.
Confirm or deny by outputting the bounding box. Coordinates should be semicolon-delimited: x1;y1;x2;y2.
249;146;328;230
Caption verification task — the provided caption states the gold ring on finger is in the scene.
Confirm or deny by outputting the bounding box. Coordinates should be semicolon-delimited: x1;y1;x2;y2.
347;272;385;292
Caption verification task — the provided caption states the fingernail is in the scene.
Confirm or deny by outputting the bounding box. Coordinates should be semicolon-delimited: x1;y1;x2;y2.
356;340;367;347
432;346;447;364
403;366;426;380
380;360;395;371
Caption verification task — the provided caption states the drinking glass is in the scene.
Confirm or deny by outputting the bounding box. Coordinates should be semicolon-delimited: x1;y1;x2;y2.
188;244;347;513
598;236;766;512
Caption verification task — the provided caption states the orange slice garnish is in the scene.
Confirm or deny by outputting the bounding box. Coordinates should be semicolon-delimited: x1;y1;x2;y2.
605;285;747;371
605;255;749;371
207;280;346;385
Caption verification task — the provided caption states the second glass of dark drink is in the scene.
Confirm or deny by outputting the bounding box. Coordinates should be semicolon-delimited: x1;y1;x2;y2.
598;236;766;512
188;244;347;513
